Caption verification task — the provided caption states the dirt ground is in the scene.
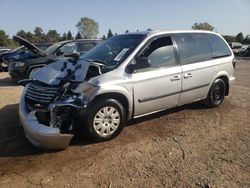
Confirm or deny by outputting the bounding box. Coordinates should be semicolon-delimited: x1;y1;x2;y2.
0;60;249;188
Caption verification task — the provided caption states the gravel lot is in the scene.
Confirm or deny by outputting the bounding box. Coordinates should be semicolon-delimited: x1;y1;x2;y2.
0;60;249;187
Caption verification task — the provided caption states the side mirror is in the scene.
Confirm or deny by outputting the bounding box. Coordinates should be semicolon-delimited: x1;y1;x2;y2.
126;57;150;74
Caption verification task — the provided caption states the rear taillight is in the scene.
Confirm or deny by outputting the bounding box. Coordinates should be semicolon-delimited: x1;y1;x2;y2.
232;58;236;69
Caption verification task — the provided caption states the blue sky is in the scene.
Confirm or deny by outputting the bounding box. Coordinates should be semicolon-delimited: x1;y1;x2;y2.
0;0;250;38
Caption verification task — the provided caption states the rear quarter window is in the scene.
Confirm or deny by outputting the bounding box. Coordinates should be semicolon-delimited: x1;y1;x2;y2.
206;33;232;58
175;33;211;65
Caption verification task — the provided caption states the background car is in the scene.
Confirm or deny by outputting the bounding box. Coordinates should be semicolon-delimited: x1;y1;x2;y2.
0;47;12;55
239;45;250;57
0;47;12;71
0;46;29;72
233;45;249;56
8;36;102;81
0;43;51;72
228;42;243;55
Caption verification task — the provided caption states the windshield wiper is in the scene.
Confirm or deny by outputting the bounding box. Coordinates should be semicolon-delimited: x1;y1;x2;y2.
87;59;106;66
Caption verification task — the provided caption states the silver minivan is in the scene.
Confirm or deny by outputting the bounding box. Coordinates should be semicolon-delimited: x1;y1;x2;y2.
19;30;235;149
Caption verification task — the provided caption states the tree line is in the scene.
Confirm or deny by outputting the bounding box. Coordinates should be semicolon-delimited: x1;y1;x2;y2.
0;18;249;47
192;22;250;44
0;27;115;47
0;28;76;47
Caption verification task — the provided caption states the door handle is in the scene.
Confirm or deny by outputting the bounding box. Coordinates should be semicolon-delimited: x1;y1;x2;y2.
184;73;192;79
170;75;181;81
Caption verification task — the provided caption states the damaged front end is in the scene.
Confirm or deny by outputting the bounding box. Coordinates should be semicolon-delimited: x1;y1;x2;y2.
19;59;99;149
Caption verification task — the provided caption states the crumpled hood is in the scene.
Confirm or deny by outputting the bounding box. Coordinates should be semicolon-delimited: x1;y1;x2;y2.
32;59;90;85
13;36;47;56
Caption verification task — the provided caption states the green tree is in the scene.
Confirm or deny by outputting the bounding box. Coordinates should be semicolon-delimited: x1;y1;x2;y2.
223;35;236;43
75;32;82;39
107;29;113;38
67;30;73;40
102;35;106;40
76;17;99;39
33;27;45;42
0;30;9;46
244;35;250;44
235;32;244;43
25;31;34;42
16;30;27;39
34;27;43;36
61;32;67;41
16;30;35;42
46;30;60;42
192;22;214;31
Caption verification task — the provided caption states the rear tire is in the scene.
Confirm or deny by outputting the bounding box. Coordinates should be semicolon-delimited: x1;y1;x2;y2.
205;78;226;108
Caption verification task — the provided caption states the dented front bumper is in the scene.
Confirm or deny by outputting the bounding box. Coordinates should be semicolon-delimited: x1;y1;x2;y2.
19;87;74;150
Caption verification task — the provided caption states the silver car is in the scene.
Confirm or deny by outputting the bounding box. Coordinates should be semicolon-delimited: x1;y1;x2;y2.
19;30;235;149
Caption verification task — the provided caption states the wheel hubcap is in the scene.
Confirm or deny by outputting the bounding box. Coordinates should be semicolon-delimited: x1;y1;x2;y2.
93;106;120;137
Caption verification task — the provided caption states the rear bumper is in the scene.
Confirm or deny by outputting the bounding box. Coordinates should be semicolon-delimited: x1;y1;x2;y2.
19;86;73;150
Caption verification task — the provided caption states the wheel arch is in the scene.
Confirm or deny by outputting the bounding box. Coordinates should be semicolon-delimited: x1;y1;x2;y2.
217;75;229;96
211;71;230;96
91;92;131;120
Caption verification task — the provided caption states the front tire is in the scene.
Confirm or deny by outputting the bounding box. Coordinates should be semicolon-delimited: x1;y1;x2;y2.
83;99;126;141
206;78;226;107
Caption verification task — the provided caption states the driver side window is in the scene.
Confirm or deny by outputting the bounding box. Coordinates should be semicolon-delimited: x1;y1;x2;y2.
139;36;176;71
60;42;77;54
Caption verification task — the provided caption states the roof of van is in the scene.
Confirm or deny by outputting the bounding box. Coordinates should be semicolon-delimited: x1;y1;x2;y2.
123;30;217;37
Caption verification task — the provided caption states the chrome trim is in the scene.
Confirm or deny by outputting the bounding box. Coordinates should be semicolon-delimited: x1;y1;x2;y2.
138;91;180;103
181;83;210;92
25;83;58;105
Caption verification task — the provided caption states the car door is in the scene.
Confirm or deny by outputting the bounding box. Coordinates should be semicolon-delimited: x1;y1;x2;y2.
131;36;182;117
174;33;215;105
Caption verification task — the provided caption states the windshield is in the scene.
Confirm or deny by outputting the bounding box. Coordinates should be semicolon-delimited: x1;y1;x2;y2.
44;42;63;55
80;34;146;70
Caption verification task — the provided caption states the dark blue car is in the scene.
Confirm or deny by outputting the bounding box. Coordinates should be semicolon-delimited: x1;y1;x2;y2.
0;43;51;72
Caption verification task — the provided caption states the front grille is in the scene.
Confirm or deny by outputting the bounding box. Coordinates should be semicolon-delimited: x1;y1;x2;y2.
25;82;59;106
